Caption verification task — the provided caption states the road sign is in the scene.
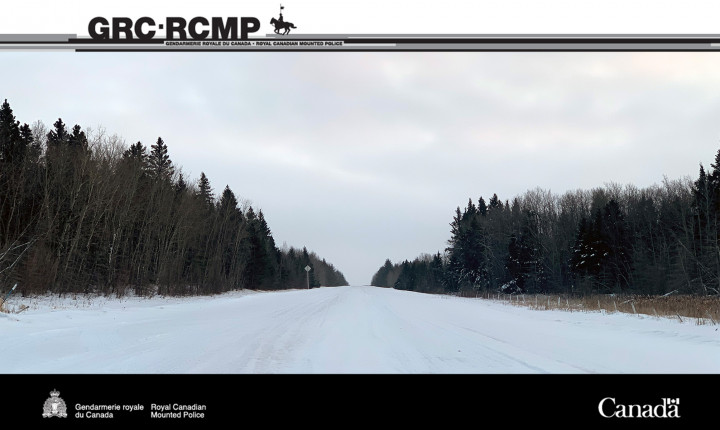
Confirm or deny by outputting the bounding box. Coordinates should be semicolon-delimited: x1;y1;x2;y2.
305;265;311;272
305;266;311;289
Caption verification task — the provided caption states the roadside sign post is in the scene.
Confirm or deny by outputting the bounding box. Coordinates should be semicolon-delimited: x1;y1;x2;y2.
1;283;17;311
305;265;311;289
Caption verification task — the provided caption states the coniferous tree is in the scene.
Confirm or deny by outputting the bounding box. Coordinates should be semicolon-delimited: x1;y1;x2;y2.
570;217;594;285
478;196;487;217
489;193;503;212
429;252;446;292
219;185;239;214
149;137;173;180
197;172;214;210
697;152;720;292
19;123;37;161
68;124;88;151
371;259;394;287
243;207;276;289
394;260;414;291
301;246;319;288
123;141;147;162
47;118;69;147
0;99;22;163
0;99;349;296
372;158;720;297
175;173;187;195
598;199;632;291
504;234;523;293
446;202;491;292
503;210;545;293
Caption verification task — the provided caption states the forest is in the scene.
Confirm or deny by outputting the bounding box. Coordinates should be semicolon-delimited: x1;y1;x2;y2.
372;145;720;297
0;99;347;296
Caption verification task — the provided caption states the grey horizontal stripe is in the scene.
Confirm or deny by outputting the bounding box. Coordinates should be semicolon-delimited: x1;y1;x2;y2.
266;33;720;38
0;34;76;41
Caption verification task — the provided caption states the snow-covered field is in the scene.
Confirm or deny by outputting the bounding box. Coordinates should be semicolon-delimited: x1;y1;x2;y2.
1;286;718;373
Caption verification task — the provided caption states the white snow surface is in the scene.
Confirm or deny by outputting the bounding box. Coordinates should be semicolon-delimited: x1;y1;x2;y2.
2;286;718;373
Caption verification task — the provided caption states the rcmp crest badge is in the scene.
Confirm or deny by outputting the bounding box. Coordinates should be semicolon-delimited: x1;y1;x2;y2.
42;389;68;418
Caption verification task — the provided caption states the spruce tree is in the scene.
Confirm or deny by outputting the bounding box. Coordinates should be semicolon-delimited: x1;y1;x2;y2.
599;200;632;291
570;217;592;278
478;196;487;216
0;99;22;163
68;124;88;151
430;253;445;292
446;203;490;291
149;137;174;180
371;258;394;287
571;201;631;292
394;260;413;290
47;118;69;146
123;141;147;162
505;234;523;292
219;185;239;213
175;173;187;195
19;123;37;161
197;172;214;209
489;193;502;211
242;207;280;289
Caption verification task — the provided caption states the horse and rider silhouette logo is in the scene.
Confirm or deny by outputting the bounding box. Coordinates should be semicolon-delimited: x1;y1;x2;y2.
271;4;296;35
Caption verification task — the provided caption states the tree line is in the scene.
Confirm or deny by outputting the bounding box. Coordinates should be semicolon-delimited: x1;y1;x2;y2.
372;147;720;296
0;99;347;296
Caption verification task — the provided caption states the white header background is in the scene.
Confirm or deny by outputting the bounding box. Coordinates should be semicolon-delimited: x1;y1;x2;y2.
2;0;719;36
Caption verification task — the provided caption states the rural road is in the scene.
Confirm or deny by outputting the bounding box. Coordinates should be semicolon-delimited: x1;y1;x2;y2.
3;286;718;373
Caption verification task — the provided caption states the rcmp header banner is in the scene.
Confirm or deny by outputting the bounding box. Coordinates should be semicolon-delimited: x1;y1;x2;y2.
2;2;720;51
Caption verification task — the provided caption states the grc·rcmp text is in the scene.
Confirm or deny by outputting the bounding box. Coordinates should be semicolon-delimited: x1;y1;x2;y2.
88;17;261;40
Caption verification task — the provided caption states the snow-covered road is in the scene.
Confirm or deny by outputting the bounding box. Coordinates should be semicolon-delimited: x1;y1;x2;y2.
2;286;718;373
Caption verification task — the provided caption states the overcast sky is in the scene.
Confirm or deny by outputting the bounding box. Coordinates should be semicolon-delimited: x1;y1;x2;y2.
4;51;720;284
